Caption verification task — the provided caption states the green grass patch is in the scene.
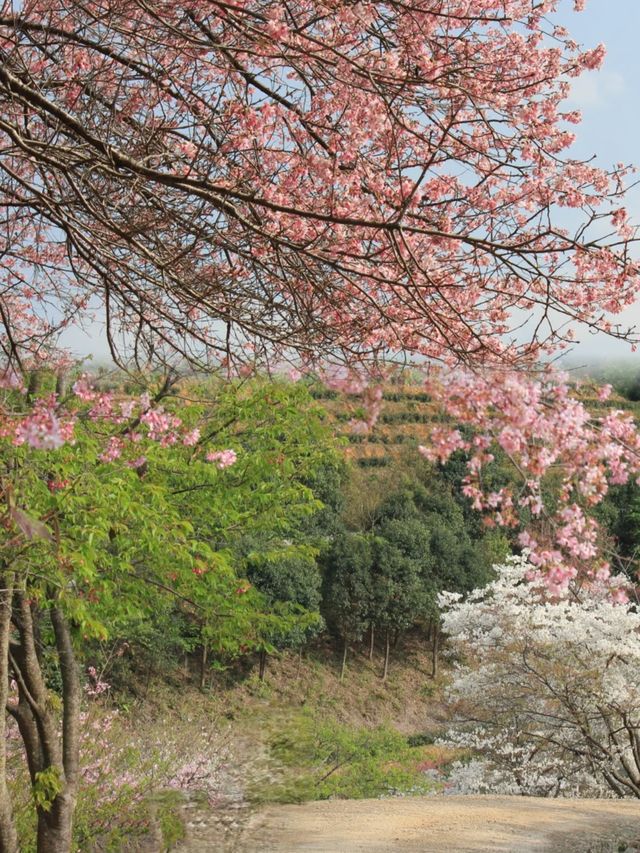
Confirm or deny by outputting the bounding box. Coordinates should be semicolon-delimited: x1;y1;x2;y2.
249;712;440;803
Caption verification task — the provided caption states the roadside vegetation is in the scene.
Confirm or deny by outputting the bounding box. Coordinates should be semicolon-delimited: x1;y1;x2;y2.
5;367;640;850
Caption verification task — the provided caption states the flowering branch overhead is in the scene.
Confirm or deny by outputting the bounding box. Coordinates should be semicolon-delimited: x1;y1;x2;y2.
0;0;637;369
2;0;640;587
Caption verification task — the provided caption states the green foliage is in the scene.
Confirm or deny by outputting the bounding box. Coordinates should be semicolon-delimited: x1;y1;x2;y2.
156;793;187;849
246;547;322;612
1;374;346;849
370;536;425;632
3;376;342;676
245;546;324;652
253;714;436;803
32;766;62;813
322;533;375;642
322;468;500;647
598;480;640;578
299;458;348;540
0;371;515;850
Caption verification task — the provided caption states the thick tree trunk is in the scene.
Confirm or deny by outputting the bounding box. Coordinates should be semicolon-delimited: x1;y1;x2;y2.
9;596;80;853
431;621;439;679
26;370;43;403
259;649;267;681
37;794;76;853
368;623;375;661
0;572;18;853
340;638;347;681
382;628;390;682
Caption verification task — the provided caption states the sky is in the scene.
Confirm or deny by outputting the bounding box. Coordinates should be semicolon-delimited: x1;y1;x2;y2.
62;0;640;365
556;0;640;361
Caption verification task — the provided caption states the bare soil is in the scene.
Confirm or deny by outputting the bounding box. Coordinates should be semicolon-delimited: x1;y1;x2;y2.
170;651;640;852
237;795;640;853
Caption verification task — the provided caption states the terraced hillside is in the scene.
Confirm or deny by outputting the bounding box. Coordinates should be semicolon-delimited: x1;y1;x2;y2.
310;379;640;468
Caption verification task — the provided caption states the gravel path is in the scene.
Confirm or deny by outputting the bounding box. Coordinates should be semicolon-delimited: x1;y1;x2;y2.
238;795;640;853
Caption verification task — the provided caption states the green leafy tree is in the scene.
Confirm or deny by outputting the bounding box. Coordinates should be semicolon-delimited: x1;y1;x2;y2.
321;533;375;680
323;466;506;680
0;374;341;850
158;378;339;682
369;537;425;680
246;546;323;678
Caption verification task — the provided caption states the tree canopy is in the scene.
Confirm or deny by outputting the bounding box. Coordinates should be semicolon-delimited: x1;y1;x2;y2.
0;0;636;368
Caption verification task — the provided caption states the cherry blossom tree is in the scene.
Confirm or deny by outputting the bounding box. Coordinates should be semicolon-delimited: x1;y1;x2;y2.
440;553;640;799
419;369;640;589
1;0;640;848
1;0;639;583
0;0;637;371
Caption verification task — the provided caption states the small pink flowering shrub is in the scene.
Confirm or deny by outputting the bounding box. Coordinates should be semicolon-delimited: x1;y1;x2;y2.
6;691;234;851
205;448;238;469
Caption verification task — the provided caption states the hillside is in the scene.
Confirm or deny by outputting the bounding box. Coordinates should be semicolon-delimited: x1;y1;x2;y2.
137;642;454;851
311;379;640;467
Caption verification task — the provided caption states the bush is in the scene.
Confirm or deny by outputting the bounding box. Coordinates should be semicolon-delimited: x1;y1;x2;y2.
252;714;437;803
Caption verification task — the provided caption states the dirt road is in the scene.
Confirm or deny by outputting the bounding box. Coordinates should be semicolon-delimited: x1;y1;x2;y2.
239;795;640;853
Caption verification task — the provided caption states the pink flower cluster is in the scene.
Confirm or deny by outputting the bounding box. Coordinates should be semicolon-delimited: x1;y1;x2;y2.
205;449;237;469
424;368;640;591
4;396;76;451
1;372;216;468
99;436;124;463
84;666;110;697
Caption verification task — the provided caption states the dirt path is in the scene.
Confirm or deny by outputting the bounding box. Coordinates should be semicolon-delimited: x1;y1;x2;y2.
238;795;640;853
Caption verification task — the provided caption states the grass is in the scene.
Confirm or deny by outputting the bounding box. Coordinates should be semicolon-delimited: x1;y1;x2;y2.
6;642;456;850
248;711;445;803
220;642;459;805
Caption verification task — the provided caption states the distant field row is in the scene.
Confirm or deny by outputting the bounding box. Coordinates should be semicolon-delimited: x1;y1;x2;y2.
317;383;640;467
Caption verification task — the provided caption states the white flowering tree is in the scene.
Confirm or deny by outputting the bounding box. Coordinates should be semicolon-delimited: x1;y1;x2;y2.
439;554;640;799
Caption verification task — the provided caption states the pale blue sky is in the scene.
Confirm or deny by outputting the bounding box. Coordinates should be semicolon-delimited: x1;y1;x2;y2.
556;0;640;361
63;0;640;364
559;0;639;169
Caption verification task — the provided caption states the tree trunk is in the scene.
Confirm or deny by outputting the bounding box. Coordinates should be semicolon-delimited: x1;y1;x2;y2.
382;628;390;682
368;623;375;661
199;642;208;690
259;649;267;681
55;371;67;399
9;595;80;853
0;572;18;853
26;370;43;403
340;638;347;681
431;621;439;679
37;794;76;853
49;605;81;852
392;628;400;649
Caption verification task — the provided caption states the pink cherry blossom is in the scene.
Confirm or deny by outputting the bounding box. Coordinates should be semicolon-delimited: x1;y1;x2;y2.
182;428;200;447
423;367;640;587
205;449;237;469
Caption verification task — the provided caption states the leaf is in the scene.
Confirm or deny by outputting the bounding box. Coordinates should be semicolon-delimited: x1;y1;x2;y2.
33;766;63;812
10;507;54;542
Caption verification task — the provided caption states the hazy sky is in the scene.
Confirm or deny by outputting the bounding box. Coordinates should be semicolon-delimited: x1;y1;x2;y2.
553;0;640;361
62;0;640;364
